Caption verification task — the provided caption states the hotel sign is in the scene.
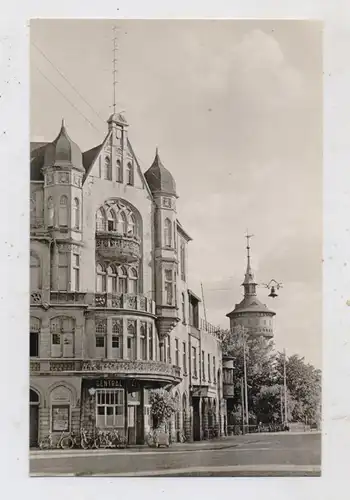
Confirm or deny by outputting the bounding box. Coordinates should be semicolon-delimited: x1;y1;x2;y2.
94;379;123;389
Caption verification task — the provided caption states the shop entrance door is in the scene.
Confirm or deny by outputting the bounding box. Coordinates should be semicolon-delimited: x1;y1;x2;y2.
29;389;39;448
128;405;136;445
192;397;201;441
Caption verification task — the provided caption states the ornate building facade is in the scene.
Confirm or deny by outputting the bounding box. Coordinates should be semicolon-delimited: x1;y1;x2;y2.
29;113;228;447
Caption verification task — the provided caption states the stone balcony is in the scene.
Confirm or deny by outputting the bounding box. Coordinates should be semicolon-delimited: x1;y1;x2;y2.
94;293;156;314
50;291;87;304
95;230;141;263
30;358;181;384
30;217;46;231
30;291;155;315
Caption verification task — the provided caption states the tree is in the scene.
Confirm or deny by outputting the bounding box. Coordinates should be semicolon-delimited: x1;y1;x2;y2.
149;388;178;430
220;327;279;414
276;353;321;425
219;327;321;427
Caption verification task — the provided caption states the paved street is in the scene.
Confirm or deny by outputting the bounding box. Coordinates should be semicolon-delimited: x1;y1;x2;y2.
30;432;321;477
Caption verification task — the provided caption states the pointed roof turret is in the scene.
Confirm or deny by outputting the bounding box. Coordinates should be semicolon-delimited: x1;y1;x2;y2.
43;119;84;171
144;148;177;197
242;233;257;290
226;233;275;319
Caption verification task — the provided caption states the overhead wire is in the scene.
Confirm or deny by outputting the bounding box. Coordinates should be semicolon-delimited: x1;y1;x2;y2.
32;41;106;126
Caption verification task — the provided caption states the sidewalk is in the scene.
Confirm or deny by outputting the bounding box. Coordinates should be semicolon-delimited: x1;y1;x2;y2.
30;431;320;458
30;435;238;457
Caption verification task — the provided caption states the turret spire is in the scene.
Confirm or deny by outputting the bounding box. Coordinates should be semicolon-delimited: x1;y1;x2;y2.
242;231;257;296
112;25;119;115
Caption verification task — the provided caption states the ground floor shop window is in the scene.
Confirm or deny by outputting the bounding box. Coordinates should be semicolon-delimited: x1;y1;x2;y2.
96;389;125;428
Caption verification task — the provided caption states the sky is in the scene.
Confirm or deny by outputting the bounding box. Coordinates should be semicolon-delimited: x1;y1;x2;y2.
30;19;322;368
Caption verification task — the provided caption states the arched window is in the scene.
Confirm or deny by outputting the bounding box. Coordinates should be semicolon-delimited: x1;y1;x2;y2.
104;156;111;180
30;389;40;404
30;252;41;290
116;159;122;183
129;267;138;294
174;392;181;432
96;208;106;232
73;198;80;229
126;162;134;186
128;214;137;237
47;196;54;226
164;218;172;247
118;266;128;294
120;211;127;235
96;263;106;293
59;195;68;227
30;317;40;358
107;265;117;293
127;320;136;360
107;209;117;232
140;322;147;360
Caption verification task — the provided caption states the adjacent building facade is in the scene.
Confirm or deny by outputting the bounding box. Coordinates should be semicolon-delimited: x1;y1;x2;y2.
30;113;228;447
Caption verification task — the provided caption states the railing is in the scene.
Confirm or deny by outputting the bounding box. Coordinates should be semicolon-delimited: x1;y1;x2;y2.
95;232;141;262
94;293;155;314
30;358;182;382
200;318;221;337
50;291;87;304
30;217;45;229
30;290;155;313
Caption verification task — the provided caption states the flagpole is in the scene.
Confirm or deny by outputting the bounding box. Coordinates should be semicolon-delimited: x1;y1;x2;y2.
283;348;288;425
241;377;245;434
242;327;249;428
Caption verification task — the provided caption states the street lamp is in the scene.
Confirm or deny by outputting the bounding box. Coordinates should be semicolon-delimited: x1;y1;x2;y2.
261;279;283;298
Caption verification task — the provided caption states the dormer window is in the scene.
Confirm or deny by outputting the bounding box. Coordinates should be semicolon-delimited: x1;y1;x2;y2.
116;159;122;183
127;162;134;186
104;156;112;180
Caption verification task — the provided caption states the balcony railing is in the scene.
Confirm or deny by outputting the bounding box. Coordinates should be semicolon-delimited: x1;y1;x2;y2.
30;216;45;229
30;358;182;383
50;291;87;304
200;318;222;339
95;229;141;263
94;293;155;314
30;291;155;314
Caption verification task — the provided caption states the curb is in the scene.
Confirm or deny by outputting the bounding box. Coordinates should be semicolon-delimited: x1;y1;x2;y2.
30;441;239;458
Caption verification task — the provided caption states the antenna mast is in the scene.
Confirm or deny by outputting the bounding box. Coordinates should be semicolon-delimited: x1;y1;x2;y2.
201;282;207;323
112;25;119;114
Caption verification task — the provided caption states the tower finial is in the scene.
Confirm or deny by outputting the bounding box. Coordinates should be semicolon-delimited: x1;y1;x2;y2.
245;229;254;265
61;118;65;128
242;230;257;294
112;25;119;114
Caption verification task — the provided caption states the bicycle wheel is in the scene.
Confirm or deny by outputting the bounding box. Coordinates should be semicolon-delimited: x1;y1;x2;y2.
39;439;49;450
61;436;74;450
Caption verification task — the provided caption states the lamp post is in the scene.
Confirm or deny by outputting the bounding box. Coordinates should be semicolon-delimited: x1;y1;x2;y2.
261;279;283;298
283;348;288;426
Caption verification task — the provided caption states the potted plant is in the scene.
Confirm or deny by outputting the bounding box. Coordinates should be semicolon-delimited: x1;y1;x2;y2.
149;388;178;448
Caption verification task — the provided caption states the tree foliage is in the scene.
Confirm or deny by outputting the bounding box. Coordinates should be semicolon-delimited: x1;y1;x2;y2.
219;327;321;425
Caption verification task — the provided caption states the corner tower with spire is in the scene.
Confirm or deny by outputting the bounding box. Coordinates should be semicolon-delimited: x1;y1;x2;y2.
226;234;275;338
144;149;180;359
